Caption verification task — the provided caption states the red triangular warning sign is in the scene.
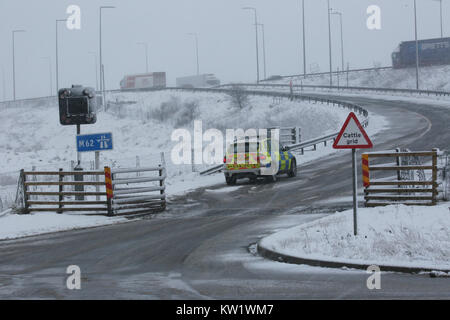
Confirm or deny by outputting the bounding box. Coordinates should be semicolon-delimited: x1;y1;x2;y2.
333;113;373;149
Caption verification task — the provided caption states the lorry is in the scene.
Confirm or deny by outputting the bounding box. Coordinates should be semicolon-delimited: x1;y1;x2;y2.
120;72;166;90
176;74;220;88
392;37;450;68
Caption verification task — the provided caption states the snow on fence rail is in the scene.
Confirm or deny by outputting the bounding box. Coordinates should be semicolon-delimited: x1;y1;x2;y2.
362;149;442;207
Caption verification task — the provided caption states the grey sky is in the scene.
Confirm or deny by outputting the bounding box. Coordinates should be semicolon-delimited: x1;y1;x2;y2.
0;0;444;100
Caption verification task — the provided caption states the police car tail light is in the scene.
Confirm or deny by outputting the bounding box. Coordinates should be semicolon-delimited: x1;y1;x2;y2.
223;156;227;164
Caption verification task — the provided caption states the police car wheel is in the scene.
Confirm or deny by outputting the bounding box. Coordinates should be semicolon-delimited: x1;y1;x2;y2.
226;176;237;185
288;159;297;178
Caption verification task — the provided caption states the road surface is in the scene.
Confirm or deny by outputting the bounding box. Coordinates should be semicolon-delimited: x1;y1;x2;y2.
0;94;449;299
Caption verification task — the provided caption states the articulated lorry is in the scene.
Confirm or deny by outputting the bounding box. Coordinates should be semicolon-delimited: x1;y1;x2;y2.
176;74;220;88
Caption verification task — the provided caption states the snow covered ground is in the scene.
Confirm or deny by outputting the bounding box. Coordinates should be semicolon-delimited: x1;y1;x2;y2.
0;89;379;240
259;203;450;270
277;65;450;92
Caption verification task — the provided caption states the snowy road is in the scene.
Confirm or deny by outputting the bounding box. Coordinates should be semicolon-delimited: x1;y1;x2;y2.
0;94;449;299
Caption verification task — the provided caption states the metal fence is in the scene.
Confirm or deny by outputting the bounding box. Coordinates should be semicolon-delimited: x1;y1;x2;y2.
110;153;166;215
362;149;440;207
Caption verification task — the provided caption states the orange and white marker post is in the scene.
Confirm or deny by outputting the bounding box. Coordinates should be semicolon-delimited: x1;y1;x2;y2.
104;166;114;216
333;113;373;236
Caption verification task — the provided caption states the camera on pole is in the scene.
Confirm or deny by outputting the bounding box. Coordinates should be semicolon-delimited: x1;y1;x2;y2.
58;85;97;126
58;85;98;200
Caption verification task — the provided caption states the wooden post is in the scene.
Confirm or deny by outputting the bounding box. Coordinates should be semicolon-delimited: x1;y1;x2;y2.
58;168;64;214
432;148;438;205
21;169;30;214
160;152;166;211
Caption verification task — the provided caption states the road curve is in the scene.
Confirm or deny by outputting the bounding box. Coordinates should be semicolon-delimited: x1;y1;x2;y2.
0;94;449;299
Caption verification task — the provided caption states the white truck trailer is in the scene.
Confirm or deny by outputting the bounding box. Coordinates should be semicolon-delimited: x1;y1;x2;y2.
176;74;220;88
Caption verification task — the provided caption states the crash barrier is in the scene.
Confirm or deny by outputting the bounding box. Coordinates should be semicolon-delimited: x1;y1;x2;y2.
362;149;442;207
14;155;166;216
222;83;450;98
260;66;394;82
109;153;166;216
269;127;301;146
284;132;341;154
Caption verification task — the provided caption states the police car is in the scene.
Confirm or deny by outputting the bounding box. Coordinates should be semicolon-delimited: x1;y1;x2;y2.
223;138;297;185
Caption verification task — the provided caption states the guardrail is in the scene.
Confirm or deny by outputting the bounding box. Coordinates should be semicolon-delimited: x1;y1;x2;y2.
109;153;166;215
362;149;441;207
260;66;393;82
222;83;450;98
284;132;338;154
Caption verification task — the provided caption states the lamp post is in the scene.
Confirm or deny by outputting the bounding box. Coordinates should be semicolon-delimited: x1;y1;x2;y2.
301;0;307;77
12;29;25;100
41;57;53;96
88;51;99;91
187;34;200;75
55;19;66;94
327;0;333;87
433;0;444;38
1;66;6;102
243;7;260;83
331;10;344;72
99;5;115;110
257;23;267;80
414;0;420;90
137;42;149;73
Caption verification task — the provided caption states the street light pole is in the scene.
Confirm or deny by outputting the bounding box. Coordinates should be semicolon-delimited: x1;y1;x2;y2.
414;0;420;90
41;57;53;96
331;10;344;72
243;7;260;83
1;66;6;102
327;0;333;87
433;0;443;37
137;42;149;73
88;51;99;91
257;23;267;80
187;34;200;75
99;6;115;110
12;29;25;101
55;19;66;94
301;0;307;77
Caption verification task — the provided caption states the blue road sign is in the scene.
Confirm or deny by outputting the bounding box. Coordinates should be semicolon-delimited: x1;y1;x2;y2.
76;132;113;152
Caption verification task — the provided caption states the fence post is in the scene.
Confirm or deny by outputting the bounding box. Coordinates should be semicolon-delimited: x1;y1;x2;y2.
21;169;29;214
104;166;114;216
432;148;438;205
58;168;64;214
160;152;166;210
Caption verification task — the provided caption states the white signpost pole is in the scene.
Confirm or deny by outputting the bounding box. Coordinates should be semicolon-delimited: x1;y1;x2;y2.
352;148;358;236
333;112;373;237
95;151;100;200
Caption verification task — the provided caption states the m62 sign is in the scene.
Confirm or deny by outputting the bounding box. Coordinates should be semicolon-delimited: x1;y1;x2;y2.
76;133;113;152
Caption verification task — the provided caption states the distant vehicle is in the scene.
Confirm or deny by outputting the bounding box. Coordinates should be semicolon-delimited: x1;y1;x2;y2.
223;138;297;185
176;74;220;88
392;37;450;68
266;75;283;81
120;72;166;90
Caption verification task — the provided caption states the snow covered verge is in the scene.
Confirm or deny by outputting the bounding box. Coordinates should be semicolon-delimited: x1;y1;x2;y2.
0;209;128;240
259;203;450;271
274;65;450;92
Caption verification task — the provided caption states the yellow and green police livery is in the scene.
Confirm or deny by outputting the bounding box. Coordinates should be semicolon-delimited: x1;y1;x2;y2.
223;138;298;185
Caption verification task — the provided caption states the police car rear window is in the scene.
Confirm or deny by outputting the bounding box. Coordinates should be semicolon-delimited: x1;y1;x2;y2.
232;142;259;153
